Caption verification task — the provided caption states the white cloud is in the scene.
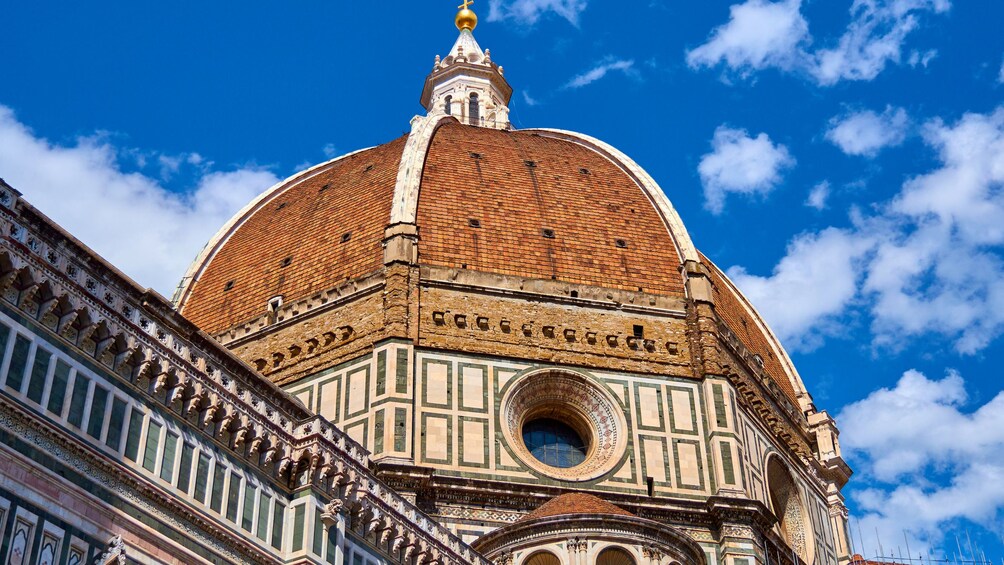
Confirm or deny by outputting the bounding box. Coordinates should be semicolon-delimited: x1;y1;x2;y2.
487;0;588;26
812;0;950;85
727;228;871;350
839;370;1004;554
0;105;278;297
806;180;831;210
522;91;540;107
907;48;937;68
727;106;1004;354
686;0;810;76
826;106;910;157
999;57;1004;84
866;107;1004;353
698;126;795;214
322;144;339;159
565;59;636;89
687;0;950;86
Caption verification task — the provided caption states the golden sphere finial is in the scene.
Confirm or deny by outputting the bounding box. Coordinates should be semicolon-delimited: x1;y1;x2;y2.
456;0;478;31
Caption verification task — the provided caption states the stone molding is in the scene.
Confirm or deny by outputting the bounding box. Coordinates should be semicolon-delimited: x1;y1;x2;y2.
390;114;458;225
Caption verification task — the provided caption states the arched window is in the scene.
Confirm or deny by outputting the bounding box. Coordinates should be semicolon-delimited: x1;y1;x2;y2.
596;547;636;565
444;95;452;115
767;456;813;563
524;551;561;565
469;93;480;125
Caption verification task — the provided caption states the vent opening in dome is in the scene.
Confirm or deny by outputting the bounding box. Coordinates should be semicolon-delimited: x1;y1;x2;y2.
541;228;555;239
468;218;481;228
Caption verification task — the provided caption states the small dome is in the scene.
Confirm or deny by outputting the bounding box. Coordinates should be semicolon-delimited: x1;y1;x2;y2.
518;493;635;523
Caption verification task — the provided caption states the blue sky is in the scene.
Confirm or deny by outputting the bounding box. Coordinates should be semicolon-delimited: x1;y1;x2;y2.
2;0;1003;560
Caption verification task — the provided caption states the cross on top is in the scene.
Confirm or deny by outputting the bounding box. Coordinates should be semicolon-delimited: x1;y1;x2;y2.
458;0;474;10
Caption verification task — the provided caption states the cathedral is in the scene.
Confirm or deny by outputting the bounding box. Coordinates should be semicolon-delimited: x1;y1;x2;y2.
0;3;854;564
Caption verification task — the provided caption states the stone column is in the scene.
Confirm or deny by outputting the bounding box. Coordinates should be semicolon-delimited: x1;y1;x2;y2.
321;499;347;565
567;538;580;565
643;545;664;565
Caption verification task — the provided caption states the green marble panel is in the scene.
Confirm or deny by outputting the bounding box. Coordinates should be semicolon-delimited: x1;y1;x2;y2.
45;360;70;416
720;441;736;485
159;431;179;483
105;397;126;451
5;333;31;392
142;420;161;473
176;442;194;494
242;484;257;532
66;375;89;429
373;410;385;454
312;507;324;556
86;386;108;439
395;348;409;394
394;408;407;452
292;504;306;552
271;503;285;550
209;463;225;513
225;470;241;522
123;408;143;462
713;384;728;428
376;350;387;396
194;452;211;504
256;491;271;542
25;348;49;404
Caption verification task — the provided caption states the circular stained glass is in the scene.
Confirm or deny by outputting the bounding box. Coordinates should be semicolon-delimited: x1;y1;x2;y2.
522;418;587;468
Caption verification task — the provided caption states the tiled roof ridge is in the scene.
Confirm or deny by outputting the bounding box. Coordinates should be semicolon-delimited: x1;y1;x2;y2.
699;251;802;405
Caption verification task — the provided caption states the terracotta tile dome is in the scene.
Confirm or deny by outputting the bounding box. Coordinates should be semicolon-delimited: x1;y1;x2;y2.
178;136;408;335
176;121;691;334
517;493;635;523
174;119;807;409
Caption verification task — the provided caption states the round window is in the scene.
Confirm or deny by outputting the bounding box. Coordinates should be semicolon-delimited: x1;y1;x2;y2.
499;369;628;481
522;418;588;468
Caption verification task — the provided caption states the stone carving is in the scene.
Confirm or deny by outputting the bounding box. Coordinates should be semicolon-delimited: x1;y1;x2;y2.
92;535;126;565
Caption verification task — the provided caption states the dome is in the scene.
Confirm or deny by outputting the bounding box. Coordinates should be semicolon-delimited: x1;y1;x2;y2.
175;117;807;406
517;493;635;522
176;121;694;333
